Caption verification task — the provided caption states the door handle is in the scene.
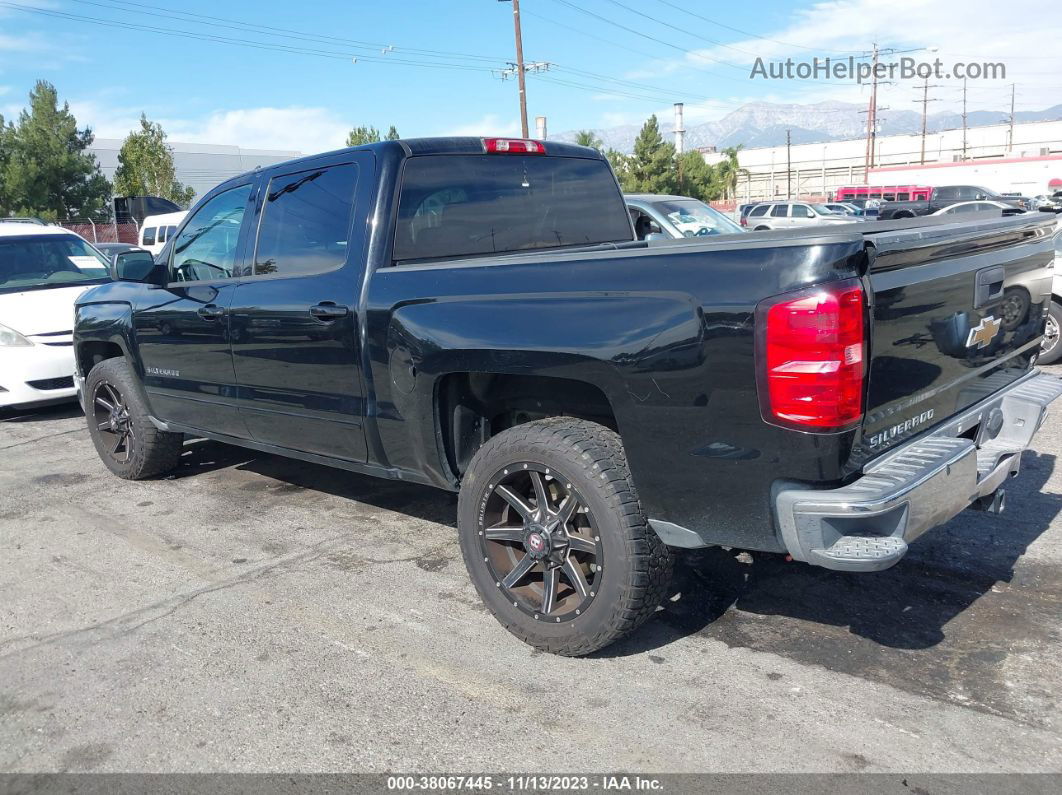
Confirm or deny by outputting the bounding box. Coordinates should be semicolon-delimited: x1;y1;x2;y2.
197;304;225;320
309;302;349;321
974;265;1006;309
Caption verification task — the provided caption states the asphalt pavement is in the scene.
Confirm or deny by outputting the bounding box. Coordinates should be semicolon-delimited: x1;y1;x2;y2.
1;368;1060;773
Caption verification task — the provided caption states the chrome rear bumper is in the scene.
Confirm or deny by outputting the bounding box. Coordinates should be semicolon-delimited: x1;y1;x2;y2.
774;370;1062;572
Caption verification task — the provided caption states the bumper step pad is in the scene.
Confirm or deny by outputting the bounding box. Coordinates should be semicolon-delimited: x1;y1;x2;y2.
775;371;1062;572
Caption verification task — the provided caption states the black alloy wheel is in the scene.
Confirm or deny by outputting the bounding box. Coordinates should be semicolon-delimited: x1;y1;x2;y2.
478;463;602;623
92;380;135;463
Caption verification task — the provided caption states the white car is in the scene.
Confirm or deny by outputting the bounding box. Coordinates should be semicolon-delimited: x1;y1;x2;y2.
744;201;860;231
930;200;1022;216
1040;226;1062;365
139;210;188;257
0;224;112;409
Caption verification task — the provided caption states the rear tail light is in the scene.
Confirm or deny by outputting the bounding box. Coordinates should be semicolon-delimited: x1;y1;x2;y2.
482;138;546;154
740;216;748;227
756;279;866;431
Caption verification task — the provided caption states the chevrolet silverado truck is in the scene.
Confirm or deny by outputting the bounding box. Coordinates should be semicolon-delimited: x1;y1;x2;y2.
878;184;1026;219
73;137;1062;656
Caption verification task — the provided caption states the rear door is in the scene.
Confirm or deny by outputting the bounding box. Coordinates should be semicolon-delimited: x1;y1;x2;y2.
133;181;254;437
769;203;790;228
228;153;372;462
860;214;1055;455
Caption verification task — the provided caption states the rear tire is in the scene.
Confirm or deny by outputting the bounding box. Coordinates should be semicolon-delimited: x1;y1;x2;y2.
1040;301;1062;365
753;225;769;231
85;358;184;479
457;418;673;656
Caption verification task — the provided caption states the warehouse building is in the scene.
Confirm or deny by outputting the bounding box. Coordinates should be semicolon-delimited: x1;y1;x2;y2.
703;118;1062;202
89;139;302;206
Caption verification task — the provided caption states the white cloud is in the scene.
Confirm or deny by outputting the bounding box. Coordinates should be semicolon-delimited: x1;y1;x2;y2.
627;0;1061;115
67;102;352;154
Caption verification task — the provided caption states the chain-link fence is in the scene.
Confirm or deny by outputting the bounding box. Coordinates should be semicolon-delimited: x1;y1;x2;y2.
58;218;139;245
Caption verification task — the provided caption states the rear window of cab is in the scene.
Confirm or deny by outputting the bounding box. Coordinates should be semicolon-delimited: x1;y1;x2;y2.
393;154;633;263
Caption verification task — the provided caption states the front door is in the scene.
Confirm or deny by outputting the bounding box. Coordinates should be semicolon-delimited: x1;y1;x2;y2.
133;182;254;437
228;156;370;462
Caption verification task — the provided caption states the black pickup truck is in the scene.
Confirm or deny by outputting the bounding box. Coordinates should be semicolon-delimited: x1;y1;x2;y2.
878;184;1025;219
73;137;1061;656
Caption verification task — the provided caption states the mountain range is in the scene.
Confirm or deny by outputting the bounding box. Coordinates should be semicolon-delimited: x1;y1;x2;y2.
554;101;1062;153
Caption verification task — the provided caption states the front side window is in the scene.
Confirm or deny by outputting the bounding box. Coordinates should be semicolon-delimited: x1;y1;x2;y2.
652;199;742;236
0;234;110;294
935;187;958;201
253;163;358;277
170;184;252;282
792;205;812;218
393;154;632;263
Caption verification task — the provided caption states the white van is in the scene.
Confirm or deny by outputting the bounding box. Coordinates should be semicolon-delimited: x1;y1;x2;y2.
139;211;188;257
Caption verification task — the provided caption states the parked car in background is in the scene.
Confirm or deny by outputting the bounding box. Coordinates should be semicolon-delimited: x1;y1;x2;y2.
138;211;188;257
737;202;764;227
1001;193;1036;211
878;185;1025;220
94;242;148;259
1039;225;1062;365
823;202;864;216
931;200;1026;217
626;194;743;239
0;223;111;409
2;217;48;226
743;201;860;231
838;198;880;218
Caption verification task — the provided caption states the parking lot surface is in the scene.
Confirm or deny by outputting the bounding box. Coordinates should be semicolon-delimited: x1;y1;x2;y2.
2;369;1061;773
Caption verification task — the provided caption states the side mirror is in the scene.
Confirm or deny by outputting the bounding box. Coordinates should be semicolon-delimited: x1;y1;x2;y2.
648;221;662;234
644;232;668;242
113;251;165;285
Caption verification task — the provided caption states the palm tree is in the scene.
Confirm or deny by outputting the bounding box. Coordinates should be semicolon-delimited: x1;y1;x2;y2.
574;130;604;151
716;145;749;201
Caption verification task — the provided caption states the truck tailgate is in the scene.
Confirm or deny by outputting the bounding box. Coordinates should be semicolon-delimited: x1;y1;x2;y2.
860;214;1056;455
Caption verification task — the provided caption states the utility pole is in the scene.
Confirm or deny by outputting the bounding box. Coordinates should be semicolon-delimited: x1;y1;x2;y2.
509;0;529;137
863;43;879;182
914;77;940;164
786;129;792;199
1007;83;1016;152
961;78;969;160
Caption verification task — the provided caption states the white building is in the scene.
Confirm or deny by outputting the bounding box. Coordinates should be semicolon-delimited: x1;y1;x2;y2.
703;118;1062;202
89;139;302;205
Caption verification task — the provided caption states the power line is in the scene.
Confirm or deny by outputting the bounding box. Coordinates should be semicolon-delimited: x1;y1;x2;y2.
0;2;498;72
648;0;863;54
67;0;508;63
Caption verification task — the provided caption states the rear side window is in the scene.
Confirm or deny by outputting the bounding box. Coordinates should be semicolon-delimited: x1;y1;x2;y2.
896;192;909;201
749;205;769;217
253;163;358;277
770;205;788;217
142;227;156;246
393;154;631;263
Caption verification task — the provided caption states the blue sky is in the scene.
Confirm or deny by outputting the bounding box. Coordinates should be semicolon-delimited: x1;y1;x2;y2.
0;0;1057;153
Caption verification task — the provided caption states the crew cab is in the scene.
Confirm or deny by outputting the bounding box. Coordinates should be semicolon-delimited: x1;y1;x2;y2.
878;185;1025;219
73;138;1062;656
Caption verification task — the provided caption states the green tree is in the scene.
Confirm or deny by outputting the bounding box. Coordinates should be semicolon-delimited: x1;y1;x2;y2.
346;125;382;146
604;148;631;190
574;129;604;150
0;81;110;221
716;145;747;201
626;115;677;195
113;114;195;206
675;150;719;202
385;125;400;141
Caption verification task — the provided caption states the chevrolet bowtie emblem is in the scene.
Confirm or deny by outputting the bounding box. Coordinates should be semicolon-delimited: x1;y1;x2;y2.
966;315;1002;349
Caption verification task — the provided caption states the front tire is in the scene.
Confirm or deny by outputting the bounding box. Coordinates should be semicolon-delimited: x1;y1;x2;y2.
1040;301;1062;365
85;358;184;479
457;418;673;656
